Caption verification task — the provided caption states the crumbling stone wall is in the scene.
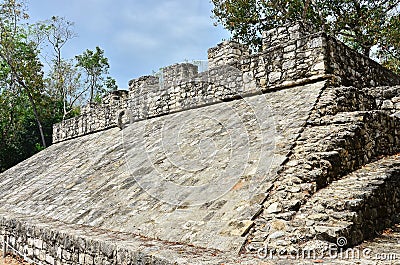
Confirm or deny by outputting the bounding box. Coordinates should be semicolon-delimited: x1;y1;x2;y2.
52;98;128;143
0;213;179;265
53;62;246;143
127;75;159;96
326;37;400;87
208;41;249;69
53;21;400;143
53;22;400;144
262;22;318;50
162;63;199;88
367;85;400;115
241;33;326;92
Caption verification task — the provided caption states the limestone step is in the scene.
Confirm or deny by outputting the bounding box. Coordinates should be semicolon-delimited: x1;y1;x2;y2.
291;154;400;249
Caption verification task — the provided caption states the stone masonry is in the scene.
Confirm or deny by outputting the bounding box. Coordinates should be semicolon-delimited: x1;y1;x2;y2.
0;22;399;265
52;22;400;144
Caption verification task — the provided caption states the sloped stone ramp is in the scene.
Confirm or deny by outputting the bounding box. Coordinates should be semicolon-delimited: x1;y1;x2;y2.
0;82;400;264
0;82;325;264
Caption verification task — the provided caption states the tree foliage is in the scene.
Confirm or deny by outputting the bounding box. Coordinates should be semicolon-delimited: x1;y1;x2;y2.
45;58;82;119
211;0;400;71
37;16;81;119
0;0;116;172
75;46;115;104
0;0;47;148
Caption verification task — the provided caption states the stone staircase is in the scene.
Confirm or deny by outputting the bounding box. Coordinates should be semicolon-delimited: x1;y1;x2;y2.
245;84;400;257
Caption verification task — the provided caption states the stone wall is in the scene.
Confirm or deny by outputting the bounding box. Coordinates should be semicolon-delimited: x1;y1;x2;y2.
53;65;248;143
128;75;159;94
367;85;400;115
52;23;400;144
1;217;124;265
162;63;199;88
262;22;318;50
52;99;127;143
208;41;249;69
52;24;327;143
326;37;400;87
241;33;326;92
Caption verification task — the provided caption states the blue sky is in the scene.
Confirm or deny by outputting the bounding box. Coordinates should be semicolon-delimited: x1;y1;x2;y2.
28;0;231;88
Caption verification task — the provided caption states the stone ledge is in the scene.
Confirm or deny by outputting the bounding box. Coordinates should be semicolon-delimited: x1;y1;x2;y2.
0;211;230;265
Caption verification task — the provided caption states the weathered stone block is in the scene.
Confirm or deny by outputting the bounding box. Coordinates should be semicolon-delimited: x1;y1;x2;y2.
84;254;94;265
46;254;55;265
78;253;85;264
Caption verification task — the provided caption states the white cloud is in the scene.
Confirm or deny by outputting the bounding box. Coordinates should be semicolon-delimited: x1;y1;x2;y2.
28;0;231;87
115;31;160;51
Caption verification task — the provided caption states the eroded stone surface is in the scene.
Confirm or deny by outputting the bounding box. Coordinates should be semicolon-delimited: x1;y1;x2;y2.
293;154;400;246
245;84;400;255
0;82;325;255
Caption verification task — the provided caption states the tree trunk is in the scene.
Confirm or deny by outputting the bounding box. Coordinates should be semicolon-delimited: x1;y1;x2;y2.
0;52;47;148
303;0;311;20
25;89;47;148
89;75;95;104
15;83;47;148
89;86;94;104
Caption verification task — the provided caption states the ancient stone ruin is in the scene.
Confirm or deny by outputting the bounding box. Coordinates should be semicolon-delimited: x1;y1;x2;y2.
0;22;399;264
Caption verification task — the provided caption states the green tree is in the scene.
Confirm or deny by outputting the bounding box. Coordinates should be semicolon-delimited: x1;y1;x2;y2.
377;14;400;73
211;0;321;50
36;16;81;119
0;0;62;172
0;0;118;172
0;39;60;172
0;87;60;172
0;0;47;147
211;0;400;66
323;1;400;57
75;46;115;104
45;59;83;119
